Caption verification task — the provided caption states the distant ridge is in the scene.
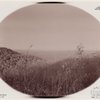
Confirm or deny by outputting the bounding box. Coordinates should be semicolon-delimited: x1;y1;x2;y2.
0;47;47;78
0;47;20;55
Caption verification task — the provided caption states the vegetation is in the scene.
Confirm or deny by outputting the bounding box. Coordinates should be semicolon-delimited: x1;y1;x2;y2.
0;47;100;97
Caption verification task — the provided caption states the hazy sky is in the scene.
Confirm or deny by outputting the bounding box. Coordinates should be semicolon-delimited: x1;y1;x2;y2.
0;4;100;51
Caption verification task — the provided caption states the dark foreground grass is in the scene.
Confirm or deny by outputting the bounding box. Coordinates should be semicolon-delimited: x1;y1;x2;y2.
0;47;100;96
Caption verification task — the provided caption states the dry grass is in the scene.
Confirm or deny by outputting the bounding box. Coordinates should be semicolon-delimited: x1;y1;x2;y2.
0;47;100;96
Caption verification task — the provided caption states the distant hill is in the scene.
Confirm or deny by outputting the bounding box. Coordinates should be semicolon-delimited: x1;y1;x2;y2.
18;50;78;63
0;47;19;56
17;50;100;63
0;47;47;78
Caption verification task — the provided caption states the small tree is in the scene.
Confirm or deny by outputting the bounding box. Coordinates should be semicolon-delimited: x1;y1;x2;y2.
77;43;84;57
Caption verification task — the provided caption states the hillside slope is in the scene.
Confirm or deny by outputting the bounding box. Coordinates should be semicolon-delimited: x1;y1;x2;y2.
0;47;47;78
0;47;100;96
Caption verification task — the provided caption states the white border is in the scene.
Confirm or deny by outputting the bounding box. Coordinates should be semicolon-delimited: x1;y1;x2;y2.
0;0;100;100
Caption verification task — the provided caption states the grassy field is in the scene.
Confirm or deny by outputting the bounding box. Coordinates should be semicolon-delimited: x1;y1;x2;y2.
0;47;100;97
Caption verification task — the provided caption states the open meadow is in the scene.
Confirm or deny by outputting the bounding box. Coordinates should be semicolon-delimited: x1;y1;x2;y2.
0;47;100;96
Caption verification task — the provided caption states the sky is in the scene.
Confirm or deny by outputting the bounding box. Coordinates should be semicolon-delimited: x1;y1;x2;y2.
0;4;100;51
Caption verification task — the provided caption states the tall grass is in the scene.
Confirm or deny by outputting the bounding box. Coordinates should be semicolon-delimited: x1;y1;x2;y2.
0;48;100;96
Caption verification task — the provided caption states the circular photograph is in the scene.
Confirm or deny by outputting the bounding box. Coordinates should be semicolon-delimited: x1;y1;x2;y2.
0;2;100;97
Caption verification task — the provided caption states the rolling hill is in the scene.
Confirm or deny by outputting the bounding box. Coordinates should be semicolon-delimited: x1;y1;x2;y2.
0;47;100;96
0;47;47;78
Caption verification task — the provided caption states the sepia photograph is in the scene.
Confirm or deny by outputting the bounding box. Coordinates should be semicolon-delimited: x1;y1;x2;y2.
0;0;100;99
